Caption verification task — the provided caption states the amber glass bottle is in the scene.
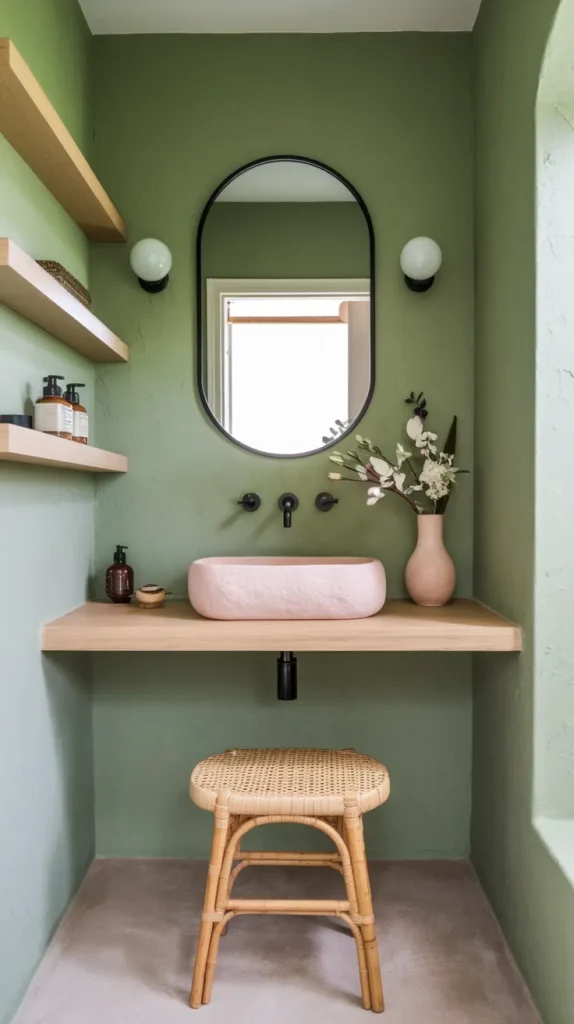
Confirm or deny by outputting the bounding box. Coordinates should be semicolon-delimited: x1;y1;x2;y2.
105;546;134;603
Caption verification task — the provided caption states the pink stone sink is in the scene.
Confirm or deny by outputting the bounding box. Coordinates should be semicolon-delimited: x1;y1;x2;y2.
188;556;386;620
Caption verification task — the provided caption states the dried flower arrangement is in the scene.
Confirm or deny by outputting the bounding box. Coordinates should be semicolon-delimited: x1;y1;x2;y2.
327;392;465;515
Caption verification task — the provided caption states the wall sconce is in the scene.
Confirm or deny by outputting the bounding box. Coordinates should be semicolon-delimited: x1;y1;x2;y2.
129;238;172;293
400;237;442;292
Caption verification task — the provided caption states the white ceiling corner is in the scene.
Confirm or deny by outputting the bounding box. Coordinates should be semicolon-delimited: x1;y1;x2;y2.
79;0;483;35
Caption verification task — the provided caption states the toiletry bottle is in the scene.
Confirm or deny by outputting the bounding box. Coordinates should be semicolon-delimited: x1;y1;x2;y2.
105;545;134;604
34;375;73;439
64;383;88;444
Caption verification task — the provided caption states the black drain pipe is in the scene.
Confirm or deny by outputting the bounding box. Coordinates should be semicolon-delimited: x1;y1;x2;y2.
277;651;297;700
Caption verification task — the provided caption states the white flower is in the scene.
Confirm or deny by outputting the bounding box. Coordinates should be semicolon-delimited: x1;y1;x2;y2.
370;456;407;493
406;413;438;453
358;436;377;453
329;454;345;465
418;430;438;455
405;483;423;494
366;485;385;506
406;416;423;441
419;458;458;501
328;472;342;481
408;425;438;454
396;443;412;467
354;463;368;481
370;456;393;482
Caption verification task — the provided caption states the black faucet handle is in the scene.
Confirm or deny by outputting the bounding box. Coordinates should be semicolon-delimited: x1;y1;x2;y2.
237;492;261;512
315;491;339;512
278;492;299;528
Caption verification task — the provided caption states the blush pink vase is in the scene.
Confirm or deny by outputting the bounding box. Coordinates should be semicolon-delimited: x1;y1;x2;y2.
404;514;455;607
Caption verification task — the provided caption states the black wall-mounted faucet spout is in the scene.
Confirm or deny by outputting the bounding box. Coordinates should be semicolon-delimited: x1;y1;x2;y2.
278;493;299;528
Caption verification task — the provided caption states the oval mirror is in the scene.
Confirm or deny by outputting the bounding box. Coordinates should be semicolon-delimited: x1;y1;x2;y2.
197;157;374;458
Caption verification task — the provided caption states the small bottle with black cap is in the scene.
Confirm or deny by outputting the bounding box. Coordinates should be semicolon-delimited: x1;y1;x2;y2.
34;375;73;439
105;545;134;604
64;383;89;444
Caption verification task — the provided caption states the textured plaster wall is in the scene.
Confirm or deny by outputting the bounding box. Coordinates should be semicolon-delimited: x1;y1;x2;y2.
472;2;574;1023
0;3;95;1022
90;34;475;860
535;0;574;822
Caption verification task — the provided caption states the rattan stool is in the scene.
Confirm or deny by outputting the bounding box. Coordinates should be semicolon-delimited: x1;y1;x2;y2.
188;747;390;1012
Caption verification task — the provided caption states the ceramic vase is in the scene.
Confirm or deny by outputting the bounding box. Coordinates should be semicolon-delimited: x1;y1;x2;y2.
405;513;455;607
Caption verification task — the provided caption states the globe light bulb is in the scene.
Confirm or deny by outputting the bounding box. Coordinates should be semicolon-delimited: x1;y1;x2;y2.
400;237;442;292
130;238;172;293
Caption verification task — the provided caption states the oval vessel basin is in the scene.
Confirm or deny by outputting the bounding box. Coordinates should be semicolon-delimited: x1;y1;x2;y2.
188;556;386;621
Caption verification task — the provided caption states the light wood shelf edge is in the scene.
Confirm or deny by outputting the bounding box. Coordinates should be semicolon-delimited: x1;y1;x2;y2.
0;239;129;362
41;599;522;653
0;425;127;473
0;39;126;242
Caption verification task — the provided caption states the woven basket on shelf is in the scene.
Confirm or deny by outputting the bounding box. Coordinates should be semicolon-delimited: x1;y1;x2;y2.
36;260;92;308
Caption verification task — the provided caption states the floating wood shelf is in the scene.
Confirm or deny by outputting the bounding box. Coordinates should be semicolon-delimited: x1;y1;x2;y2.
0;425;127;473
0;39;126;242
0;240;129;362
42;599;522;652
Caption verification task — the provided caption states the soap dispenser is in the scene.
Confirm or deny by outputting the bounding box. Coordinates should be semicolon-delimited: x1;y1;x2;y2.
34;375;73;439
63;383;88;444
105;545;134;604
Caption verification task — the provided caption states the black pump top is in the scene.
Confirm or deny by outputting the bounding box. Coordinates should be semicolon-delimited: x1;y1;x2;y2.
64;383;85;404
42;375;65;397
113;545;129;565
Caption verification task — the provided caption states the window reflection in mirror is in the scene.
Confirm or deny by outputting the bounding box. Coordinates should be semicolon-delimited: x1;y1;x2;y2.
198;159;374;457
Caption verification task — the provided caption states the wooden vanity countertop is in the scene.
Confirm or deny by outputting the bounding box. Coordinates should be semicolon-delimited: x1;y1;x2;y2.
42;599;522;653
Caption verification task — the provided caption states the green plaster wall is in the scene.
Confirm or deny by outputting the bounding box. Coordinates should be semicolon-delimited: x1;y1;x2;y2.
472;2;574;1022
91;34;475;859
0;2;95;1022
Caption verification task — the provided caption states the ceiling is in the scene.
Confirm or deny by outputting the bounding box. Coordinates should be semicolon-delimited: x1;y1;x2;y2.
78;0;482;35
217;162;355;202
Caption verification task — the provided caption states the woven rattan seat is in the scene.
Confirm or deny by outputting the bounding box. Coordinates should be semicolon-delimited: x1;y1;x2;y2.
190;747;389;816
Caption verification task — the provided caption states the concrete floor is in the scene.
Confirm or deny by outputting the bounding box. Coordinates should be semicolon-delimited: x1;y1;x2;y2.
15;859;541;1023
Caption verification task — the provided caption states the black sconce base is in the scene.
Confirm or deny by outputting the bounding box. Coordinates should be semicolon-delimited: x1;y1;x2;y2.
404;274;434;293
137;274;169;293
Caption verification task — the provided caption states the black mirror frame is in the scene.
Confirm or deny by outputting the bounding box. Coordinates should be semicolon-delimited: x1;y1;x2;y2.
196;155;375;459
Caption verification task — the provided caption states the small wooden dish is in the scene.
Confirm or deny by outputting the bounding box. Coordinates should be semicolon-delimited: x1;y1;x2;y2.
136;584;167;609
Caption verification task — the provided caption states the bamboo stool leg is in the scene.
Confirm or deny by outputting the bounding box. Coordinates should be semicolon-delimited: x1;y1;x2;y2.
328;813;371;1011
341;913;371;1011
203;911;236;1003
190;793;230;1009
221;815;240;938
344;797;384;1013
